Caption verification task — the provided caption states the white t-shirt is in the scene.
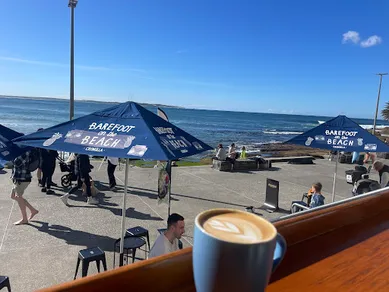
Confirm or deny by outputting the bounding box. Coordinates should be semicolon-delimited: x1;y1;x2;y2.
108;157;119;165
216;148;227;160
149;233;178;258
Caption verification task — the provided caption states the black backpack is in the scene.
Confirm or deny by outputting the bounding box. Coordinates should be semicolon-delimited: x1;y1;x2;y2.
28;149;40;172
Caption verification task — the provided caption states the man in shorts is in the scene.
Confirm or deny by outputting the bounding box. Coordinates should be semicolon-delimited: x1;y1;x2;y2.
11;149;39;225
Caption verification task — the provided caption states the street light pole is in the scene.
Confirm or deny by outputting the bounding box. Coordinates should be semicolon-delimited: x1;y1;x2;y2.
68;0;78;120
373;73;388;135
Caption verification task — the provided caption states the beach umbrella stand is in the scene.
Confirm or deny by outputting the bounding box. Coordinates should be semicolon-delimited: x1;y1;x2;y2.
285;115;389;202
119;158;130;266
13;101;212;266
331;152;340;202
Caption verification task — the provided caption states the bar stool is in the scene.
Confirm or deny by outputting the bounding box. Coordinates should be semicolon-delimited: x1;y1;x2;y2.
126;226;150;251
74;247;107;279
0;276;11;292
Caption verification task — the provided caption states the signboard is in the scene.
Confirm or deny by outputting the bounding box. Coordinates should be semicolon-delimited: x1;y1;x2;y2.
157;162;171;205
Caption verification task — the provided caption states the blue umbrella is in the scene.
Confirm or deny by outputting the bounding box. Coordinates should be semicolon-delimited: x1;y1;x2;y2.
14;101;212;265
285;115;389;201
0;124;29;162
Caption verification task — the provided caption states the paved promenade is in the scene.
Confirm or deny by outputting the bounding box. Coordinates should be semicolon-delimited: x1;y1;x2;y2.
0;158;380;291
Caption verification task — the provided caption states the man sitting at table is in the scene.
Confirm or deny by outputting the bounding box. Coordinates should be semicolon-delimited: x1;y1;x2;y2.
149;213;185;258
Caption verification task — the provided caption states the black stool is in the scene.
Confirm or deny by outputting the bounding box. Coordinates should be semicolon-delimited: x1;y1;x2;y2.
113;236;146;267
0;276;10;292
126;226;150;251
74;247;107;279
157;228;183;250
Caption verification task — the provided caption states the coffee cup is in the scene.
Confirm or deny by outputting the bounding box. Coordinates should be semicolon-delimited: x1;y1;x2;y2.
193;208;286;292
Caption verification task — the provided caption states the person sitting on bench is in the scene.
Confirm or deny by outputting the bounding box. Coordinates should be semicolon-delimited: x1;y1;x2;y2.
226;143;237;162
291;182;325;213
212;144;227;161
240;146;247;159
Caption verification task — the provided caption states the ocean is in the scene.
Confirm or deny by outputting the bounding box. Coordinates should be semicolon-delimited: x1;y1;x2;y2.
1;96;389;152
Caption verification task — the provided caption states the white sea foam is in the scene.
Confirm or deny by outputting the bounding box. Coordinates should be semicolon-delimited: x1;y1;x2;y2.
317;120;387;130
263;131;303;135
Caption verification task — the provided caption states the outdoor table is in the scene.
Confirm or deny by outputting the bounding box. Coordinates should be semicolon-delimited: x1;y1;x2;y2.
113;237;146;267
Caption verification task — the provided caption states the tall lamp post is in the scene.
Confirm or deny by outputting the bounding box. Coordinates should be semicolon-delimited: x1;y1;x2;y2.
373;73;388;135
68;0;78;120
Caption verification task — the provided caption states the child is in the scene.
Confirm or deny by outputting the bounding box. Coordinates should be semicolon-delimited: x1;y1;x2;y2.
240;146;247;159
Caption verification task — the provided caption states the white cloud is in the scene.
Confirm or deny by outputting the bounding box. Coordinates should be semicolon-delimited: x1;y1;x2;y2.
360;35;382;48
342;31;360;44
342;31;383;48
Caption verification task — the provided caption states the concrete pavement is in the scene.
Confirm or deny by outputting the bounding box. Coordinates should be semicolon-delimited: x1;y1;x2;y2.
0;158;380;291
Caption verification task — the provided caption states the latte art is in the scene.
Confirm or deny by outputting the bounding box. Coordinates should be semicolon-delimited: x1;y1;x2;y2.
202;212;273;243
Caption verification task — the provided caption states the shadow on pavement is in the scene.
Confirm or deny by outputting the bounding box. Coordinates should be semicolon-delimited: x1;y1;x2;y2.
28;221;118;252
172;193;251;209
66;192;162;221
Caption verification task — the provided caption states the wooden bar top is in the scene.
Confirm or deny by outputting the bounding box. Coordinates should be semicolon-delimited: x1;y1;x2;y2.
39;188;389;292
268;211;389;291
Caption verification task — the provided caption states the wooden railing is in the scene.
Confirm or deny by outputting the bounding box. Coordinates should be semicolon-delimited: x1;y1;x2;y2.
38;187;389;292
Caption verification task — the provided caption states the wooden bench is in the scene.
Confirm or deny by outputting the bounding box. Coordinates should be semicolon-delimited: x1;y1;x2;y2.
212;159;270;171
38;188;389;292
233;159;258;171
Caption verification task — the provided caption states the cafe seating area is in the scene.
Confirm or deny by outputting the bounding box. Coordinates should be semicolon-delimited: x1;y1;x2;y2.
36;186;389;292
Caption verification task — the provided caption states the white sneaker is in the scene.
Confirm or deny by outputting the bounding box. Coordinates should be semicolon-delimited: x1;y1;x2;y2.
87;197;99;205
60;193;70;206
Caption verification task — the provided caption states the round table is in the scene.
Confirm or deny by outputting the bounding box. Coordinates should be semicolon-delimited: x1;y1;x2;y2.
114;236;146;266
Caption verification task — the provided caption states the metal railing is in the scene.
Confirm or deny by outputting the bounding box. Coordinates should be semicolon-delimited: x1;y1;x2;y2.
272;185;389;223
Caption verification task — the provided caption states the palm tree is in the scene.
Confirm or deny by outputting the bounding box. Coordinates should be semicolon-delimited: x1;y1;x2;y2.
382;102;389;121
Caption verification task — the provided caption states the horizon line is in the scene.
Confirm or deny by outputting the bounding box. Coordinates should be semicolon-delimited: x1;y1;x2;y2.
0;94;380;120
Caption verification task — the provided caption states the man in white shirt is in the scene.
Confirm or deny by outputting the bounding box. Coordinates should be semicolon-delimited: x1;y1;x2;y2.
214;144;227;161
107;157;119;191
149;213;185;258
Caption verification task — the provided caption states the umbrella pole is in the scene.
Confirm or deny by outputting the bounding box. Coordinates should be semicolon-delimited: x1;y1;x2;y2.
119;158;129;267
331;152;339;202
167;160;171;218
98;156;107;171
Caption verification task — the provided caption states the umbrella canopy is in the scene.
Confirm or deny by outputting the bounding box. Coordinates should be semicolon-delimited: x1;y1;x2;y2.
285;115;389;152
13;101;213;158
13;101;212;266
285;115;389;202
0;124;29;161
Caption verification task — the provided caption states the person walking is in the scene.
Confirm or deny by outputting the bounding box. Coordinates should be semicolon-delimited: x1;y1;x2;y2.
77;154;97;205
11;149;39;225
60;154;98;205
36;128;44;186
107;157;118;191
40;149;58;194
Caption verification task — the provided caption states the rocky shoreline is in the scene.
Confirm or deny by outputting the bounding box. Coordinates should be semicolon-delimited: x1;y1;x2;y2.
258;143;328;158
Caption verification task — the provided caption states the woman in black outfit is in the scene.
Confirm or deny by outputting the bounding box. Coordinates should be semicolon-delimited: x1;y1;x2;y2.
40;149;58;194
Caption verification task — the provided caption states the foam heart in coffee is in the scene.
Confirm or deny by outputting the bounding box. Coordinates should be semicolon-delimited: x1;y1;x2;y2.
202;212;275;243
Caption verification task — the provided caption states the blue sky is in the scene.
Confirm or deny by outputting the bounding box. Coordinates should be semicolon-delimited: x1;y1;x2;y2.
0;0;388;118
